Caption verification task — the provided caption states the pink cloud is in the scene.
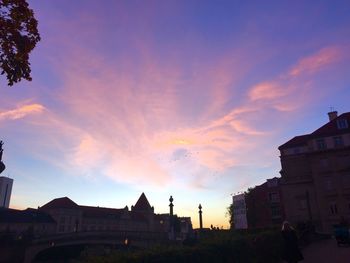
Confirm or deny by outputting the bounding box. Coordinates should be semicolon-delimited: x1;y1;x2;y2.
289;46;342;77
12;19;349;192
12;41;273;189
0;103;45;121
247;45;349;115
249;82;288;101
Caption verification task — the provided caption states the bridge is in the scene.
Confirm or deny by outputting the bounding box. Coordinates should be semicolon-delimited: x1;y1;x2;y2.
24;230;169;263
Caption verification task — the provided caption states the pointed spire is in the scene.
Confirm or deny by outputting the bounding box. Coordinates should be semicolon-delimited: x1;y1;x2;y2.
133;192;152;211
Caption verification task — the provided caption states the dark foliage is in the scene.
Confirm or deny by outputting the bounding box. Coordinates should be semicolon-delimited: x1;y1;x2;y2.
75;229;284;263
0;0;40;86
227;202;234;229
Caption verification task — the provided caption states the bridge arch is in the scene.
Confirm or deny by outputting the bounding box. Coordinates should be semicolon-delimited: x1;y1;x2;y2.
24;231;168;263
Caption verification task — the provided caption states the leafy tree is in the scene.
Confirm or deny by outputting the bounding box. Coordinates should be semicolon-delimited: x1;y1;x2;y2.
0;0;40;86
227;203;234;229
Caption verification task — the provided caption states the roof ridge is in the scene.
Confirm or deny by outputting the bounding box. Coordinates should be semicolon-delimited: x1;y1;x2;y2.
40;196;79;209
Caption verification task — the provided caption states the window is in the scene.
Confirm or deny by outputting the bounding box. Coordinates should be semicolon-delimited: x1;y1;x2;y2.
316;139;327;150
330;203;338;215
271;206;281;217
269;192;280;203
337;119;349;129
333;136;344;147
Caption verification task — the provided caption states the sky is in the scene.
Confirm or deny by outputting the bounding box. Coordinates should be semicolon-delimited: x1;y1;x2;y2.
1;0;350;228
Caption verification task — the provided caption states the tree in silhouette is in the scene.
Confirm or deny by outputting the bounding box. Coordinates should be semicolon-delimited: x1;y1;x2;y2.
227;203;234;229
0;0;40;86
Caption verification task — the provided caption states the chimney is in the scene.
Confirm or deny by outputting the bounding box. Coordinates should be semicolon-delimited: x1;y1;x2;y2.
328;111;338;121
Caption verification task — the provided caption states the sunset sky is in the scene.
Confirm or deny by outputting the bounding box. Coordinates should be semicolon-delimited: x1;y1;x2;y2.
1;0;350;228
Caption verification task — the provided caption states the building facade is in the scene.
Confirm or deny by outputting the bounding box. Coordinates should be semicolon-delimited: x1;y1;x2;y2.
279;111;350;233
0;176;13;208
232;193;248;229
39;193;191;237
244;177;285;228
0;208;56;238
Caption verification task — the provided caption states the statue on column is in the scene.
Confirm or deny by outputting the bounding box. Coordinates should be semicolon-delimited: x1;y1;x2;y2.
169;195;175;240
0;141;5;174
198;204;203;230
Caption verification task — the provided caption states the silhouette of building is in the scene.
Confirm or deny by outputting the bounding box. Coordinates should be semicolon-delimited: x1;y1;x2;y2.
244;177;285;228
0;208;56;238
178;217;192;239
0;176;13;208
279;111;350;233
232;177;285;229
232;193;248;229
39;193;191;236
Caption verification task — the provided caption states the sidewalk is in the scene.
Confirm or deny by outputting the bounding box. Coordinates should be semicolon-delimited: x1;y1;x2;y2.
301;238;350;263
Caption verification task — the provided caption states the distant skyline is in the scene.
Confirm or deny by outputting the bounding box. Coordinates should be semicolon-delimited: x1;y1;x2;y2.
1;0;350;228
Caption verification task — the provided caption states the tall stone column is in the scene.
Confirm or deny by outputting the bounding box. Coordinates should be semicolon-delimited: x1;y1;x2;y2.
169;196;174;240
198;204;203;230
169;196;174;217
0;141;5;174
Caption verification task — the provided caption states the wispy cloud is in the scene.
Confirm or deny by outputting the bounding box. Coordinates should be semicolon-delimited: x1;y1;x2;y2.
289;46;342;77
0;104;45;121
248;45;349;113
249;82;288;101
6;40;349;192
12;41;269;189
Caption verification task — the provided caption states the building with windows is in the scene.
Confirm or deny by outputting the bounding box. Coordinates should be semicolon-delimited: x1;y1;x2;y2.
230;177;284;229
232;193;248;229
39;193;191;237
0;208;56;238
243;177;285;228
279;111;350;233
0;176;13;208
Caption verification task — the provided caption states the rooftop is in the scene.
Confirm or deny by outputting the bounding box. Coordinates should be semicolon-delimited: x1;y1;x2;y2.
279;112;350;150
40;197;79;210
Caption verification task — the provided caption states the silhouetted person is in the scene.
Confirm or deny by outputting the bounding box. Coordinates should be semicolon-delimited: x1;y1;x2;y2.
281;221;303;263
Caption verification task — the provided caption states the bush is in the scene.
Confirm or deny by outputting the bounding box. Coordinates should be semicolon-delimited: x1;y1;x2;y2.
76;229;284;263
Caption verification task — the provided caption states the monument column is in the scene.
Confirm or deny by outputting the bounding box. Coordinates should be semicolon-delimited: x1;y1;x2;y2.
0;141;5;174
198;204;203;230
169;196;174;217
169;196;174;239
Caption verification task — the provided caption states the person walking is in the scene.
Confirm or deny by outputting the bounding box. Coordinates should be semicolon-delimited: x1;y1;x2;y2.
281;221;304;263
